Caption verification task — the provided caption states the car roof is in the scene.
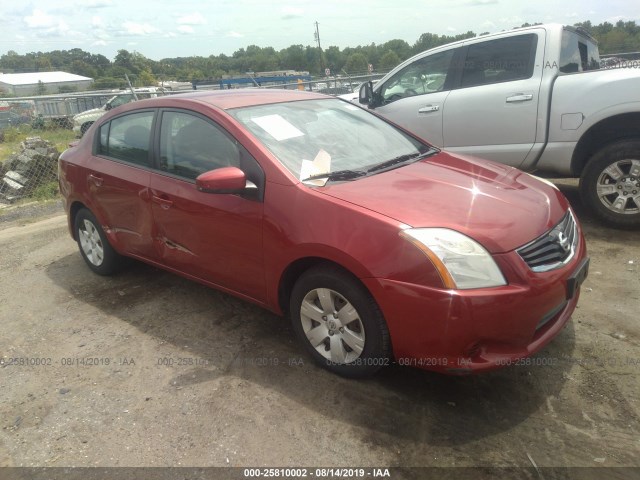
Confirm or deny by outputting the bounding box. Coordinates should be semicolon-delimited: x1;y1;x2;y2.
136;89;330;110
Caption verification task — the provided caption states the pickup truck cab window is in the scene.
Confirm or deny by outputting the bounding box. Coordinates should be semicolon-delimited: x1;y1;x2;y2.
460;34;537;88
559;29;600;73
379;49;454;104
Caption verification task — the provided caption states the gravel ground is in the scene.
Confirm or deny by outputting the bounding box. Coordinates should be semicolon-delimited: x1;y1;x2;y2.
0;182;638;477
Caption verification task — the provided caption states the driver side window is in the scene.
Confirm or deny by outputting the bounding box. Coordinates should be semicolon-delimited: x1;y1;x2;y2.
158;111;240;181
380;49;454;104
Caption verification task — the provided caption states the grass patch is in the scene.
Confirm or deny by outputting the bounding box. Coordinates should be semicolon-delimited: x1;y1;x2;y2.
30;181;60;201
0;127;77;165
0;126;74;203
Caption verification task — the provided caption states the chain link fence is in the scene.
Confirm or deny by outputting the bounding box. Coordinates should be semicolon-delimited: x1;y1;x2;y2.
0;77;387;205
0;136;61;203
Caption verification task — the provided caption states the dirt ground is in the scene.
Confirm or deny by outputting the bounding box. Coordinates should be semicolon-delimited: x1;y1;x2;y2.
0;181;639;474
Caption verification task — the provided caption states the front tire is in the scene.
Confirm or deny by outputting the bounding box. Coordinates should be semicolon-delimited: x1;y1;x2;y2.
580;140;640;229
290;265;390;378
74;208;124;275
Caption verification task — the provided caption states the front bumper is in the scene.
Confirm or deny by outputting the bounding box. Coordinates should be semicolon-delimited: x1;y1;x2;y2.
363;235;588;374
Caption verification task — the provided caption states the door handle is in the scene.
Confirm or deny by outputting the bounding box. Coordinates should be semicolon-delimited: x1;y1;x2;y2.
152;195;173;210
418;105;440;113
506;94;533;103
88;173;103;187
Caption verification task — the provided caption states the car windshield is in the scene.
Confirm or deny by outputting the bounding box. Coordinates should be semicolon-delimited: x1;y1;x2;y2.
229;98;431;184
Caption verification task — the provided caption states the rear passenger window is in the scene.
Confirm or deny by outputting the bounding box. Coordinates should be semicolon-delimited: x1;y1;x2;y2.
98;111;154;166
460;34;537;88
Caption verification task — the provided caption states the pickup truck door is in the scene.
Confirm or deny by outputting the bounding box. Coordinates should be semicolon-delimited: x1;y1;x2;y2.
442;32;545;167
372;49;455;147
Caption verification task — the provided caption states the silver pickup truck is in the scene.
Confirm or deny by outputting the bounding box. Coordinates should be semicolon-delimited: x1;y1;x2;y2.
358;24;640;228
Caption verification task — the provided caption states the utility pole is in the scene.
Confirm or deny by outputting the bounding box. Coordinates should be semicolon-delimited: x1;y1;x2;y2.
314;21;325;72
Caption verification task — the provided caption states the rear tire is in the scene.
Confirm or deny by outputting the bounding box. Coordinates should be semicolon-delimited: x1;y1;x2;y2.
74;208;125;275
290;265;390;378
580;140;640;229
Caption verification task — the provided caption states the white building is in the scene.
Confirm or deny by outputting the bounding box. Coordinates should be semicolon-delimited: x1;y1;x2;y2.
0;71;93;96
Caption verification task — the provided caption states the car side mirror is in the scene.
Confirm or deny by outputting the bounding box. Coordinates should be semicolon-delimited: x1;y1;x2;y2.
196;167;257;194
359;82;373;106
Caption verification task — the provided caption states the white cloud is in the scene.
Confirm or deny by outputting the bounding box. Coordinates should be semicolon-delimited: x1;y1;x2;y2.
122;21;159;36
23;9;73;37
92;16;103;27
465;0;498;4
227;31;243;38
92;39;108;46
282;6;304;19
606;15;626;23
447;26;457;32
84;0;113;8
24;9;56;28
498;16;523;25
178;25;194;34
177;13;206;25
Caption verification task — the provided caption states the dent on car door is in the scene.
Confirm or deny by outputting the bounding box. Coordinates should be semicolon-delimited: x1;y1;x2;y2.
374;49;455;147
442;33;544;166
149;110;266;301
89;110;156;258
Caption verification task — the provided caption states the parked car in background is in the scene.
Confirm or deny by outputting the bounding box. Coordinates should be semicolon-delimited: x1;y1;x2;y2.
58;90;589;378
72;87;159;136
359;24;640;228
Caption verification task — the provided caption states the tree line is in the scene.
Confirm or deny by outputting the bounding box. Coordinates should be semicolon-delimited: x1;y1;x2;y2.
1;20;639;91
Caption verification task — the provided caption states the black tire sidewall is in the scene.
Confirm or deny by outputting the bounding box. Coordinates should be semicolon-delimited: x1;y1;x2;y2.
290;266;390;378
581;140;640;229
74;208;121;275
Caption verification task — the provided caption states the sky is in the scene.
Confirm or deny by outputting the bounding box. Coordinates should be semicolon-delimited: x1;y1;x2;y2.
1;0;639;61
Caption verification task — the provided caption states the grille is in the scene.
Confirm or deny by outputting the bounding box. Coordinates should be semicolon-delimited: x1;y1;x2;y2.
517;211;578;272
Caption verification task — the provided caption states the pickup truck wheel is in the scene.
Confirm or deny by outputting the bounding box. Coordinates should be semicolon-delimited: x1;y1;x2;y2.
581;140;640;228
290;265;390;378
74;208;125;275
80;122;93;136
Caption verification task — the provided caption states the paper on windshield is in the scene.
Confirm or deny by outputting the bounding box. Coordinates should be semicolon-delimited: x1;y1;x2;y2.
251;114;304;141
300;149;331;186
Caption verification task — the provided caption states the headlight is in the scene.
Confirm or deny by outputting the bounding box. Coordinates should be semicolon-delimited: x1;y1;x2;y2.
400;228;507;289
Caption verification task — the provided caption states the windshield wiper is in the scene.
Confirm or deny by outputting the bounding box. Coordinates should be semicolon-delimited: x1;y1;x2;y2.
302;169;367;183
366;150;436;174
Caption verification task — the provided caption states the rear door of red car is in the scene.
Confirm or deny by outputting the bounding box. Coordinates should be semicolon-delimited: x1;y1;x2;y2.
88;110;156;259
148;109;266;301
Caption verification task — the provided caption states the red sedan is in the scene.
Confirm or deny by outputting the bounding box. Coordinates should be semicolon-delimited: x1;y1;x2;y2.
58;89;589;377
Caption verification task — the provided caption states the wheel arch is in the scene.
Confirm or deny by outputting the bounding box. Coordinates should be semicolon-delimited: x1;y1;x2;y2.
277;256;374;317
571;113;640;176
69;200;88;240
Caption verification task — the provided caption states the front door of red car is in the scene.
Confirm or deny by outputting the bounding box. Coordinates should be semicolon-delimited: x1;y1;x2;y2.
88;110;156;259
149;110;266;302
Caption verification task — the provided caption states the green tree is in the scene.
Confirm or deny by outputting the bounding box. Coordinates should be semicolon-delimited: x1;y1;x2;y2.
344;52;368;74
379;50;401;71
36;80;47;95
381;39;411;61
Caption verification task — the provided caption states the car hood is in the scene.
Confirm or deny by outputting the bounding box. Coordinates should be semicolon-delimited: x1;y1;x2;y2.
318;152;569;253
